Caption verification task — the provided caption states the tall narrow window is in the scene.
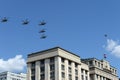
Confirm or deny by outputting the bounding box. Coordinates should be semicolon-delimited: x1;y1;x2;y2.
50;57;54;63
62;72;65;78
61;58;65;63
68;67;72;73
75;69;78;75
50;64;55;71
61;65;65;70
40;59;44;65
31;62;35;68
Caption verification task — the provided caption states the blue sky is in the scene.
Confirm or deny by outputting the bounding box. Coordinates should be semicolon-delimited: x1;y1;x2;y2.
0;0;120;77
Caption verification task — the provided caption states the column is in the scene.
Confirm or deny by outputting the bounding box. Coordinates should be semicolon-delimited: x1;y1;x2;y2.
87;71;90;80
83;70;85;80
104;77;106;80
94;74;96;80
45;59;50;80
72;62;75;80
35;61;40;80
27;63;31;80
101;76;103;80
55;56;61;80
78;65;81;80
98;75;100;80
65;59;68;80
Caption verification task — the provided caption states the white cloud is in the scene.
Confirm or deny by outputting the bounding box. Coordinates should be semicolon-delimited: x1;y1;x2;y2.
105;39;120;58
0;55;26;72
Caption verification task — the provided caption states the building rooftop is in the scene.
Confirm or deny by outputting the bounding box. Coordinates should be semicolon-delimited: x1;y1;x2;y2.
28;46;80;58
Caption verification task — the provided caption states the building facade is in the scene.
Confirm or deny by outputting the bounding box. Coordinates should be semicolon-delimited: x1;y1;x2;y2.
27;47;119;80
0;71;26;80
27;47;89;80
82;58;119;80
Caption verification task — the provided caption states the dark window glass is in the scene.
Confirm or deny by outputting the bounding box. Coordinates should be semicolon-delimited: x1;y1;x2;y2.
62;72;65;78
61;65;65;70
50;57;54;63
40;74;45;80
31;76;35;80
50;64;55;71
50;72;55;78
40;60;44;65
40;66;45;72
61;58;65;63
31;69;35;74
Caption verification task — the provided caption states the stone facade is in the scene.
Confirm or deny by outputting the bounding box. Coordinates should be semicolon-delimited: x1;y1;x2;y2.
27;47;119;80
27;47;89;80
82;58;119;80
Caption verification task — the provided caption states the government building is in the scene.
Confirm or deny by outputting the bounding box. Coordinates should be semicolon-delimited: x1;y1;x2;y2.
0;71;26;80
27;47;119;80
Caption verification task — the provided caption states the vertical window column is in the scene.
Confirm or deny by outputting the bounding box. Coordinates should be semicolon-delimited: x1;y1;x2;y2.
45;59;50;80
65;59;68;80
27;63;31;80
35;61;40;80
55;56;61;80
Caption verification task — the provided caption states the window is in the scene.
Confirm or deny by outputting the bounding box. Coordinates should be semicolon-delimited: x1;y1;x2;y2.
86;76;88;80
31;62;35;68
101;64;103;68
95;61;97;66
81;75;84;80
85;70;87;75
69;74;72;80
61;65;65;70
40;74;45;80
98;62;100;67
68;61;71;65
50;57;54;63
61;58;65;63
68;67;72;73
31;69;35;74
50;72;55;78
40;59;44;65
50;64;55;71
40;66;45;72
62;72;65;78
75;77;78;80
75;69;78;75
89;61;93;66
81;69;84;73
31;76;35;80
75;63;78;68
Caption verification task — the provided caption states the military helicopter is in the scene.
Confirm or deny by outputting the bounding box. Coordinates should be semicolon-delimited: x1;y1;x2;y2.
40;34;47;39
39;20;46;26
1;17;8;22
39;29;46;33
22;19;29;25
104;34;107;37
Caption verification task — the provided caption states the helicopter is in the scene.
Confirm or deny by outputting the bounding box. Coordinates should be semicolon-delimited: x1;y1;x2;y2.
40;34;47;39
39;20;46;26
104;34;107;37
39;29;46;33
22;19;29;25
1;17;8;22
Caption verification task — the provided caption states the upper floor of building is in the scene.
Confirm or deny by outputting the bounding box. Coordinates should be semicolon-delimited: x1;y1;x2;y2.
81;58;117;76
